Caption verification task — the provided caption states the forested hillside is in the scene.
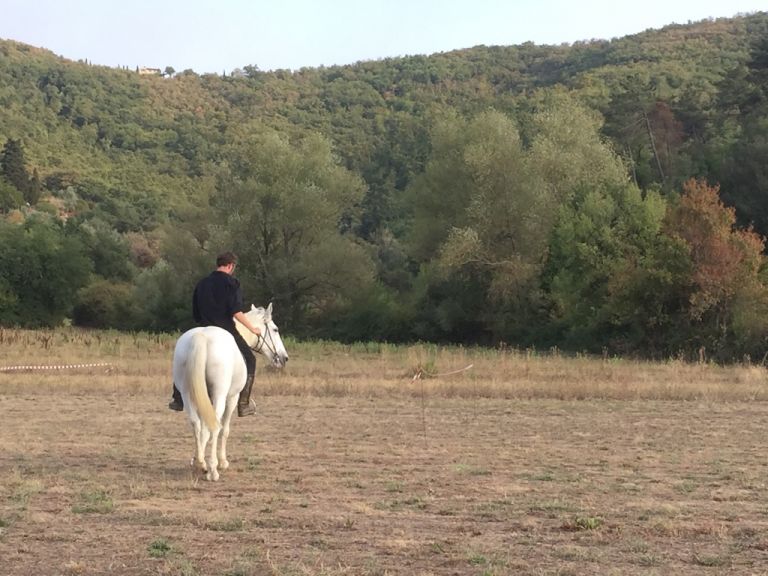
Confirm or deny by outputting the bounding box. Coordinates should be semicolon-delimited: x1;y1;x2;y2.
2;12;768;360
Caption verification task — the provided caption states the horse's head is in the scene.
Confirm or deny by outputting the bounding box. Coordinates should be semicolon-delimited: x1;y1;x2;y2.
244;303;289;368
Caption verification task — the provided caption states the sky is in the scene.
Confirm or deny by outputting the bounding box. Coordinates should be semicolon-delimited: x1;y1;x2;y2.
1;0;766;74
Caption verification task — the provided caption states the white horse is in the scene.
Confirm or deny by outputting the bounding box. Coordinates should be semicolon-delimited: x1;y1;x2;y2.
172;303;289;481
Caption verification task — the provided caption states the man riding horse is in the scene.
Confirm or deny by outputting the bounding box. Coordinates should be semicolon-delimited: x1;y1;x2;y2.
168;251;261;417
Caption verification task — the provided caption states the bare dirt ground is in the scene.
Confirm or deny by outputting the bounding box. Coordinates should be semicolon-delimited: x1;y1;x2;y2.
2;388;768;575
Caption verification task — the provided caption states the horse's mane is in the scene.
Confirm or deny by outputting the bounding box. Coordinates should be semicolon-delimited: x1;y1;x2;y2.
243;305;267;322
234;305;269;339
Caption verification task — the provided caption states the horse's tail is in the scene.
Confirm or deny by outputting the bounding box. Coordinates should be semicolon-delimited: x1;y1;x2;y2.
186;331;220;432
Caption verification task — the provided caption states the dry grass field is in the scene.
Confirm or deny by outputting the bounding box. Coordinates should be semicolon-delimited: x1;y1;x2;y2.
1;328;768;575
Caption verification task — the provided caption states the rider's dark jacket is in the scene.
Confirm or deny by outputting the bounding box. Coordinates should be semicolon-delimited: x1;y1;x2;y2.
192;270;255;376
193;270;242;333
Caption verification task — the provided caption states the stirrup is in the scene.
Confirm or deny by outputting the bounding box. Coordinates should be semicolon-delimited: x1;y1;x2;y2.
237;399;256;417
168;399;183;412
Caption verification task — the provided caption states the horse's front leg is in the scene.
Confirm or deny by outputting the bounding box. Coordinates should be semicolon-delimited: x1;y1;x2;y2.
218;397;238;471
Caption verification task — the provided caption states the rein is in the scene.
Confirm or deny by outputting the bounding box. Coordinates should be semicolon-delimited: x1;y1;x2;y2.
249;325;278;357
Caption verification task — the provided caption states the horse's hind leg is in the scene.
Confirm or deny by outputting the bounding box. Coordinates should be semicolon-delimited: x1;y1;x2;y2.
206;427;221;481
218;399;237;471
190;420;208;473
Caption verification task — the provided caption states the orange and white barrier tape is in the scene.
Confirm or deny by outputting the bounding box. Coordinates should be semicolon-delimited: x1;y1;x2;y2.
0;363;113;372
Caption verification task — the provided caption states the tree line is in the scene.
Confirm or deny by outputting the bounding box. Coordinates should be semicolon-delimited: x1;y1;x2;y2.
1;13;768;361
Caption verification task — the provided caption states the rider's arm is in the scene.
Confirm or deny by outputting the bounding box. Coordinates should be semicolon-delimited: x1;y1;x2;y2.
234;311;261;336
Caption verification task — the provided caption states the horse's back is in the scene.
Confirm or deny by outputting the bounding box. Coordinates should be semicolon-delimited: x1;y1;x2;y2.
173;326;244;397
174;326;235;364
175;325;229;346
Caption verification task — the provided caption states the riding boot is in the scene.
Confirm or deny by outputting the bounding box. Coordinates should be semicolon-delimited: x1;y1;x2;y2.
168;384;183;411
237;372;257;417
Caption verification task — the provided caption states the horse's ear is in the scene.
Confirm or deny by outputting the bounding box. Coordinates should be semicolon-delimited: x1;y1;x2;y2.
267;302;273;316
251;304;257;311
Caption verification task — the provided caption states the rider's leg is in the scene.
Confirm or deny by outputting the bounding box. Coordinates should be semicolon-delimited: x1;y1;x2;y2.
168;383;183;411
231;331;257;417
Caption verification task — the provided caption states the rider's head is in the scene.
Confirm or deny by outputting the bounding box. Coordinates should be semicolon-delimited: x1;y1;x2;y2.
216;251;238;274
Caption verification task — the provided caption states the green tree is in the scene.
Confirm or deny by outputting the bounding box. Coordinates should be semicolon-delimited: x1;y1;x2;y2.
401;109;532;342
528;92;630;202
402;96;634;342
404;109;478;263
710;22;768;236
71;220;135;281
0;138;30;198
544;183;684;353
0;218;92;327
211;129;375;333
72;278;136;329
132;238;208;333
435;109;545;299
0;176;23;212
26;168;42;205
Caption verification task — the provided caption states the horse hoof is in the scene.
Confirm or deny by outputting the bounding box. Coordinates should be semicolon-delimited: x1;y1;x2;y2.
206;471;219;482
220;460;230;470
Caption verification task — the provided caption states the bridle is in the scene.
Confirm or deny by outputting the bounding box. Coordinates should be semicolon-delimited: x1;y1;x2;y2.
249;323;278;357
